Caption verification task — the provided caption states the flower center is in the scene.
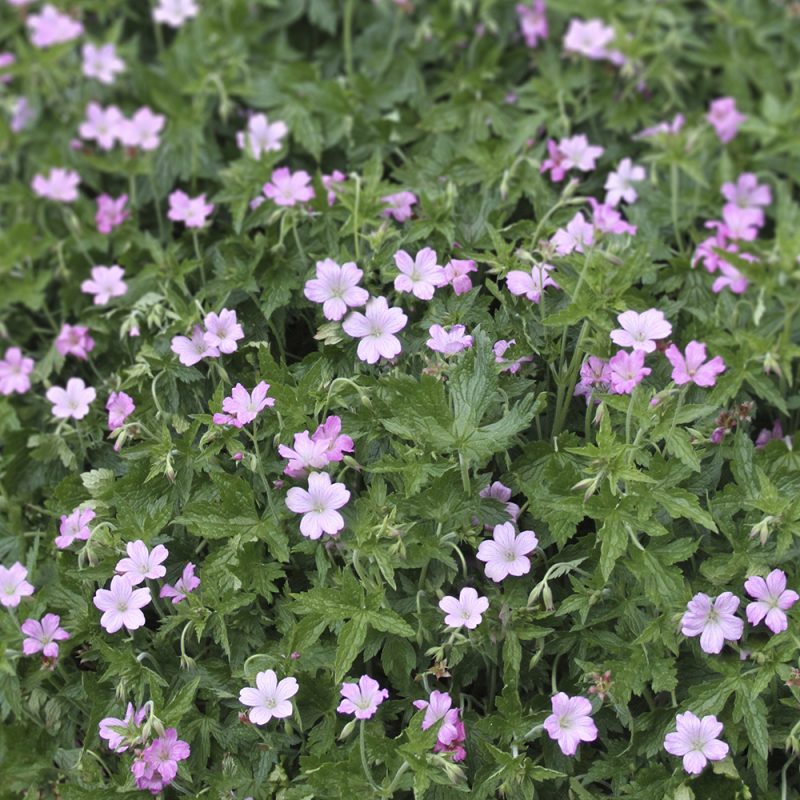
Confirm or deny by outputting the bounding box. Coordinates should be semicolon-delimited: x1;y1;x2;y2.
504;550;517;562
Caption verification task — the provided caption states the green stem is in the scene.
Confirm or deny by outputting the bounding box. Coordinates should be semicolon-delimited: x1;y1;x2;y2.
352;173;361;261
343;0;355;80
192;231;206;285
385;761;409;795
670;163;683;255
551;320;590;438
149;174;166;242
624;392;636;445
359;721;383;795
458;452;470;493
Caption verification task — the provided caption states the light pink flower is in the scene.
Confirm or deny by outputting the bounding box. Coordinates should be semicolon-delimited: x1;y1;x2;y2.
56;507;95;549
413;691;466;761
540;139;568;182
21;613;69;659
681;592;743;654
278;432;331;477
635;113;685;139
664;341;725;388
0;52;15;84
608;350;651;395
604;158;646;206
443;258;477;295
159;563;200;604
285;471;350;540
132;729;190;794
493;339;533;374
171;325;219;366
11;97;35;134
27;4;83;48
574;356;610;403
46;377;96;420
237;113;288;159
0;562;34;607
337;675;389;719
413;690;457;733
321;170;346;206
551;212;594;255
116;540;168;585
82;43;125;84
393;248;446;300
664;712;728;774
744;569;798;634
219;382;275;426
721;173;771;213
479;481;520;523
476;522;537;582
505;263;558;302
381;190;417;222
95;193;129;234
756;420;785;449
119;107;165;151
81;265;127;305
99;703;147;753
203;309;244;354
0;347;34;395
93;575;151;634
79;103;124;150
588;198;637;236
610;309;672;353
311;416;354;462
263;167;315;206
563;18;615;60
439;587;489;630
516;1;548;48
558;134;604;172
544;693;598;756
706;97;745;144
168;190;214;228
720;205;763;242
106;391;135;430
342;296;408;364
239;669;299;724
426;324;473;355
712;260;750;295
153;0;199;27
304;259;369;321
31;168;80;202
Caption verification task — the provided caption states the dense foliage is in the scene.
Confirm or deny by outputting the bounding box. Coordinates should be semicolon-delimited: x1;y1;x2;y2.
2;0;800;797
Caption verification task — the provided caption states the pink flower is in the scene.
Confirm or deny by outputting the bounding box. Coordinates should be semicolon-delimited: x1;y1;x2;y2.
551;212;594;255
756;420;785;449
32;168;80;202
505;263;559;302
712;261;750;295
0;347;34;395
279;432;330;478
11;97;34;134
664;712;728;774
82;43;125;84
706;97;745;144
744;569;798;634
393;248;446;300
321;170;346;206
56;507;95;549
171;325;219;366
115;540;168;585
0;562;34;607
681;592;743;654
439;587;489;630
342;296;408;364
476;522;537;582
79;103;124;150
153;0;199;27
99;703;147;753
159;563;200;604
80;265;127;305
132;729;190;794
635;113;685;139
443;258;477;295
93;575;151;634
168;190;214;228
95;193;129;234
608;350;651;395
311;416;354;462
544;693;598;756
27;5;83;48
304;259;369;321
720;205;763;241
610;309;672;353
337;675;389;719
559;134;604;172
588;198;637;236
219;382;275;426
426;324;473;355
479;481;520;523
106;391;135;430
516;1;548;48
413;690;457;733
263;167;315;206
563;18;615;60
413;691;466;761
0;52;15;84
604;158;646;206
236;113;288;159
119;107;165;151
239;669;299;724
21;613;69;659
574;356;611;403
493;339;533;374
721;173;771;213
46;377;96;419
664;341;726;388
285;471;350;539
203;309;244;354
540;139;568;182
381;190;417;222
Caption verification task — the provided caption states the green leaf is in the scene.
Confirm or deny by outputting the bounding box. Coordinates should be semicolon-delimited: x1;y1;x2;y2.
334;614;369;682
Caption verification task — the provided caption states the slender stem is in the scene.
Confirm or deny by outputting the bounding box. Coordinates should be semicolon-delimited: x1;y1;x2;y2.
149;174;166;242
343;0;355;80
625;392;636;445
670;163;683;254
386;761;409;795
352;173;361;261
667;385;687;441
192;231;206;285
358;721;383;795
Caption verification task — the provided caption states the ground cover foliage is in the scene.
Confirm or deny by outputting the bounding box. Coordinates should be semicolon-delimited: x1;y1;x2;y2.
2;0;800;797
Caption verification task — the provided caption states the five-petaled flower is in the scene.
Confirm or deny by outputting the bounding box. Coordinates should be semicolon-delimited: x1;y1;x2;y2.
304;259;369;321
680;591;743;654
393;248;446;300
239;669;299;724
0;347;34;395
93;575;151;633
342;296;408;364
664;341;726;388
337;675;389;719
47;377;97;420
263;167;315;207
664;711;728;774
56;507;95;549
544;693;598;756
0;562;34;607
203;309;244;354
476;522;538;582
426;324;473;355
439;587;489;630
159;563;200;604
81;265;128;305
744;569;799;634
21;614;70;659
610;309;672;353
116;540;169;585
285;472;350;539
